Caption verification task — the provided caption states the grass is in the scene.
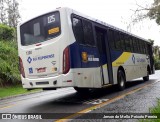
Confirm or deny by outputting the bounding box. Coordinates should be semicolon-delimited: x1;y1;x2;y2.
0;84;41;99
139;99;160;122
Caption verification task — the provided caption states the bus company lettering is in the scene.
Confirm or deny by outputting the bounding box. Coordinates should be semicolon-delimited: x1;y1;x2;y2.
136;57;146;63
88;55;99;62
32;54;54;62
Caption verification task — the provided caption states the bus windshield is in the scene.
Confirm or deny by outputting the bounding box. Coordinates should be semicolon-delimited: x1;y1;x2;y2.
20;11;61;46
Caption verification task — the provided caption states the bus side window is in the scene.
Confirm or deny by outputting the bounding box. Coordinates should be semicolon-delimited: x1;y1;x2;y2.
120;33;125;51
130;38;134;52
133;38;137;53
135;39;140;53
108;29;115;49
83;20;95;46
142;41;146;54
139;40;144;54
125;35;131;52
96;29;104;53
72;18;85;44
145;42;149;54
115;31;121;50
138;40;142;54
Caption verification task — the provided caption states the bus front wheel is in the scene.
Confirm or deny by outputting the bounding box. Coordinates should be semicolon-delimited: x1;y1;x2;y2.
117;70;126;91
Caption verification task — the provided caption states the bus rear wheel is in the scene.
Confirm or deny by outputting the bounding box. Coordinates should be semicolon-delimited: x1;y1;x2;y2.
117;70;126;91
143;70;149;81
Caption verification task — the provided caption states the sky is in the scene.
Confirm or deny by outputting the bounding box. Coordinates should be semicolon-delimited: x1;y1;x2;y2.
18;0;160;46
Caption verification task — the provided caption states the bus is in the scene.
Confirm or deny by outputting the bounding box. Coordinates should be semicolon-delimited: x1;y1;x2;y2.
17;7;154;92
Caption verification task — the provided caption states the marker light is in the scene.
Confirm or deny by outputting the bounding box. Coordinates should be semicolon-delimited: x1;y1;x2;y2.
63;47;70;74
19;57;25;78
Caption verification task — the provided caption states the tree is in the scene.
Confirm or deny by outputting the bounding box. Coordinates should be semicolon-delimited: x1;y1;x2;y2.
0;0;7;24
148;39;154;45
0;0;20;28
6;0;20;28
132;0;160;25
147;0;160;25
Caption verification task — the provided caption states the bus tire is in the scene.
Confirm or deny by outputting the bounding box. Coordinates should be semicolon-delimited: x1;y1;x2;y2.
143;70;149;81
74;87;89;93
117;70;126;91
26;89;33;91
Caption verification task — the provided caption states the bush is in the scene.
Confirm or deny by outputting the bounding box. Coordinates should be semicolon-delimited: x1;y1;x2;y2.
0;24;15;41
0;40;20;87
154;57;160;70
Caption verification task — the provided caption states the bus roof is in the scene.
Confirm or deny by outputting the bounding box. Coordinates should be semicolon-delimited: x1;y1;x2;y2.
69;7;150;43
19;7;150;43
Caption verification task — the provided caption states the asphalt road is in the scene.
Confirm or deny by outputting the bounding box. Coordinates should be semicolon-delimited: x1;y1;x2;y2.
0;70;160;122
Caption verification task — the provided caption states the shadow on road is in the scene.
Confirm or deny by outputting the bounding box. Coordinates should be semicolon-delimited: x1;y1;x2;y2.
24;79;155;114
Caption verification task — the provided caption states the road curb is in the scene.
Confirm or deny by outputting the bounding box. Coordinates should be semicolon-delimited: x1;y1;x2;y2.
0;90;43;101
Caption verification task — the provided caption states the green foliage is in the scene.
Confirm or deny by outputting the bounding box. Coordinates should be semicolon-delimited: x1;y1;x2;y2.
0;40;20;86
139;99;160;122
147;99;160;122
0;24;15;40
154;57;160;70
150;99;160;113
0;85;41;98
147;0;160;25
148;39;154;45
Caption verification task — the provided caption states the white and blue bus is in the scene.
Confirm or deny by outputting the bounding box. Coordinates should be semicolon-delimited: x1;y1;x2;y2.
17;7;154;92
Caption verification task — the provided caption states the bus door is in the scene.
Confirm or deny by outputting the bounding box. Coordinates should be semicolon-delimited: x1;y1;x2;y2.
95;27;113;85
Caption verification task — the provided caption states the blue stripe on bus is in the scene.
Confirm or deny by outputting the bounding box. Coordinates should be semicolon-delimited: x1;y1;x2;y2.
69;42;123;68
110;50;123;62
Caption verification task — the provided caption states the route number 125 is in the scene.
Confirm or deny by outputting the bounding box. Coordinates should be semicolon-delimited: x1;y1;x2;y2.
48;15;55;23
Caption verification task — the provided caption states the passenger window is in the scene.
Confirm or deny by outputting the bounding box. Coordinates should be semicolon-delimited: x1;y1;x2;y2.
108;30;115;49
72;18;84;44
115;32;121;50
130;38;133;52
133;38;137;53
120;33;125;51
136;39;141;53
96;29;105;53
72;17;95;46
125;36;131;52
83;20;95;46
